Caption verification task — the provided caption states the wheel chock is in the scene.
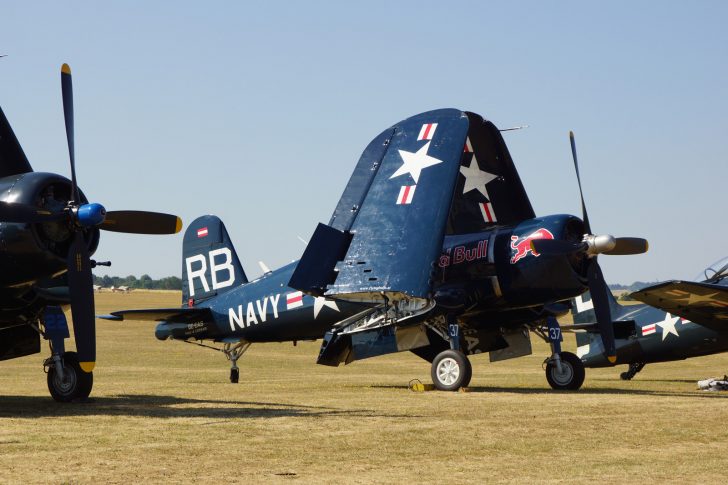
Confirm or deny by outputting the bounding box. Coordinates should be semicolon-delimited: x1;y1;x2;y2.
409;379;435;392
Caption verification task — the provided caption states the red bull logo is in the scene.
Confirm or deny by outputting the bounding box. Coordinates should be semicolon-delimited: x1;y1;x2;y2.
510;228;554;264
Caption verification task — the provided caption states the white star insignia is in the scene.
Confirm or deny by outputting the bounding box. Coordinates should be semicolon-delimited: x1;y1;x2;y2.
390;141;445;183
656;312;680;341
459;154;498;198
678;292;720;305
313;297;340;319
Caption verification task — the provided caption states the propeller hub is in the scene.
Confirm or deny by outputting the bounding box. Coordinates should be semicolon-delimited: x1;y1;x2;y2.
583;234;616;256
76;203;107;227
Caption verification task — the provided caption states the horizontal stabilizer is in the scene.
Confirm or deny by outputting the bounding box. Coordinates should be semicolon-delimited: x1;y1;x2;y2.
631;280;728;329
99;307;213;323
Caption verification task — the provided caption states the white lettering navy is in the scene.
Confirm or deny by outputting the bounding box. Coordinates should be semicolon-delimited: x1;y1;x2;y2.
228;294;282;331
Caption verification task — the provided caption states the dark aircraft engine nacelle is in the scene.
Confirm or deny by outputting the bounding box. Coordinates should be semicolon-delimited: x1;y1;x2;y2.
493;214;588;307
0;172;100;287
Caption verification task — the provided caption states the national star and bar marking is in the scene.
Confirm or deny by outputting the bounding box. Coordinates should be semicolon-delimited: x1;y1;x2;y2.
286;291;303;309
676;292;721;305
313;297;340;319
459;154;498;198
396;185;416;205
391;140;445;184
390;127;446;205
459;137;499;223
655;312;681;341
479;202;496;223
417;122;437;141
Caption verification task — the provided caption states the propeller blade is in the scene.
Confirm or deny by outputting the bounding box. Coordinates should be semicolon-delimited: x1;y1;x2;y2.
61;63;78;203
0;201;66;223
531;238;587;256
569;131;592;234
587;259;616;363
100;211;182;234
67;231;95;373
603;237;649;255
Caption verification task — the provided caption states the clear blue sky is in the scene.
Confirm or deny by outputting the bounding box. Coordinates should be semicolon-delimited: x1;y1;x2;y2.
1;1;726;284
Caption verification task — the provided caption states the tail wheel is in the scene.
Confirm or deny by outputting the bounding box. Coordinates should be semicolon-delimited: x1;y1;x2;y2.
431;349;472;391
545;351;585;391
47;351;93;402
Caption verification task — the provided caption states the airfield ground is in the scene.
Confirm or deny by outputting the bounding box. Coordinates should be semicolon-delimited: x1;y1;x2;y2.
1;291;728;483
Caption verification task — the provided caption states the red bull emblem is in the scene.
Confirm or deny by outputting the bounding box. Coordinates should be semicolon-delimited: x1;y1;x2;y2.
510;228;554;264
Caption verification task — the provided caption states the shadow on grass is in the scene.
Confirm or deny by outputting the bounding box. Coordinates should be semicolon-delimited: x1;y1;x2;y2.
465;386;728;398
0;394;423;419
371;384;728;398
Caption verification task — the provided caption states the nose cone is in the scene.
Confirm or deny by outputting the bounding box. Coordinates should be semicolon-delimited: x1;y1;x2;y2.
77;203;107;227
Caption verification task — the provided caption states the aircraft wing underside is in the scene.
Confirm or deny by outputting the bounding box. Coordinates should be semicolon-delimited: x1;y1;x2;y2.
631;280;728;329
100;307;213;323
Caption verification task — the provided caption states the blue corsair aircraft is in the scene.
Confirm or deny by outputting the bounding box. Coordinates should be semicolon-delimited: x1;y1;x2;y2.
104;109;649;391
0;64;181;402
572;256;728;380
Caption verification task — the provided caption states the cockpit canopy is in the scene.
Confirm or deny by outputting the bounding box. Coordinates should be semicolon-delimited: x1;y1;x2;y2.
695;256;728;283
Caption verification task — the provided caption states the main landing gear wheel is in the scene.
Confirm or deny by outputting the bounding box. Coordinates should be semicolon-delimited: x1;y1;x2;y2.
230;367;239;383
545;351;585;391
47;351;93;402
431;349;472;391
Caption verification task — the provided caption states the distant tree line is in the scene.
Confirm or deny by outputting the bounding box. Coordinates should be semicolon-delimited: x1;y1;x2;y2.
92;274;182;290
608;281;658;292
88;276;653;293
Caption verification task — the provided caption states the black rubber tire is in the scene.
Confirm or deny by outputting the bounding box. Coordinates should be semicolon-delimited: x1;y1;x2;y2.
431;349;472;391
230;368;240;383
545;351;585;391
47;352;93;402
620;371;633;381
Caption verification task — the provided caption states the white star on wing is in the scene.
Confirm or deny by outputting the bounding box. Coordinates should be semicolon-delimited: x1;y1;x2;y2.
313;297;340;319
656;312;680;341
459;154;498;198
390;141;444;184
678;292;720;305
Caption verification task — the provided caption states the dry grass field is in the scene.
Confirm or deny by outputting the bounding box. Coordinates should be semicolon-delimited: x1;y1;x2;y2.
2;291;728;484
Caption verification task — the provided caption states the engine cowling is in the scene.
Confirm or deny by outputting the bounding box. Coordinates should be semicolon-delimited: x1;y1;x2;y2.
0;172;99;287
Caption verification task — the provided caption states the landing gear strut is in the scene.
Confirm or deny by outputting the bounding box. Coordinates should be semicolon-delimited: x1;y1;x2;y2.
620;362;645;380
431;317;472;391
39;307;93;402
223;341;251;383
543;316;585;390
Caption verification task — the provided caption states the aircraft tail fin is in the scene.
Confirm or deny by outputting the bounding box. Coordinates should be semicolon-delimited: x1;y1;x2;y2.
182;215;247;305
0;106;33;176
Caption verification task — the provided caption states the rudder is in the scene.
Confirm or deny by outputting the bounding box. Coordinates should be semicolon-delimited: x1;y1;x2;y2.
182;215;247;305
